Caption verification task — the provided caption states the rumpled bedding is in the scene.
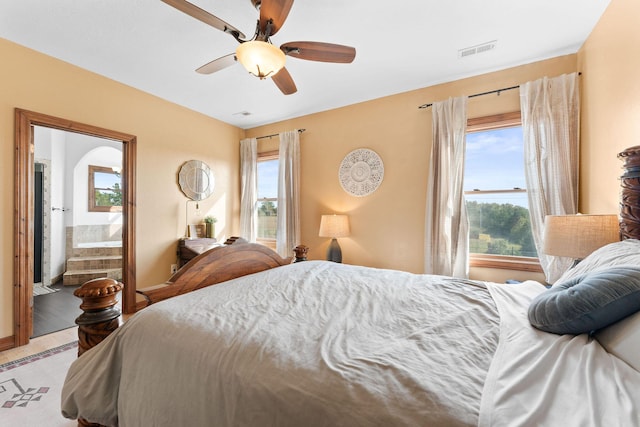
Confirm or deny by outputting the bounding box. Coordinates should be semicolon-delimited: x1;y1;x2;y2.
61;261;640;426
62;261;499;426
480;281;640;426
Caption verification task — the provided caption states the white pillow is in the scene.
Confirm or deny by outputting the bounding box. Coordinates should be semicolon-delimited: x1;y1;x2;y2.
554;239;640;285
595;310;640;372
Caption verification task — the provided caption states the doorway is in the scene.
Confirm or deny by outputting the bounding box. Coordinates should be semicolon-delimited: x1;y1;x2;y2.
31;130;124;338
14;109;137;347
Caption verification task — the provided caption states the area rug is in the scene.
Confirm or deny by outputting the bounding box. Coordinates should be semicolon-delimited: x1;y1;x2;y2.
0;342;78;427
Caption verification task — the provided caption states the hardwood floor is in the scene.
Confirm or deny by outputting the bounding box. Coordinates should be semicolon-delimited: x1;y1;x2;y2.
0;284;81;365
0;327;78;365
33;283;81;338
1;286;132;365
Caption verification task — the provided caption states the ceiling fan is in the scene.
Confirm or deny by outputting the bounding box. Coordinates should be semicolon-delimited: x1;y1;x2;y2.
161;0;356;95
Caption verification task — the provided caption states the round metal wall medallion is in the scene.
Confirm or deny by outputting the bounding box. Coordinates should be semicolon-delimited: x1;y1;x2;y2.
339;148;384;197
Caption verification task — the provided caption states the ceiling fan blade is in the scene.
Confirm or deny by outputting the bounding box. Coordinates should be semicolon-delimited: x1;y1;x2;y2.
280;41;356;63
162;0;245;39
196;53;237;74
272;67;297;95
259;0;294;36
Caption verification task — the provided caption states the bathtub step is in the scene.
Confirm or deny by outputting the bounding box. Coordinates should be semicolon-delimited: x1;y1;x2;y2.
63;254;123;286
70;246;122;258
62;268;122;286
66;255;122;271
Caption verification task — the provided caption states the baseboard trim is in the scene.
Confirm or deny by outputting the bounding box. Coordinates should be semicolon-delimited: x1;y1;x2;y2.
0;335;16;352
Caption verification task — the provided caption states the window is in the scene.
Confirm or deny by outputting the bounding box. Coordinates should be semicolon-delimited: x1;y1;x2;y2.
88;165;122;212
257;151;278;247
464;112;541;272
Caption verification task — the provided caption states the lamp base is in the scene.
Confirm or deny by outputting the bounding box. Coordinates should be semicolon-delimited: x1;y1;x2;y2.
326;238;342;263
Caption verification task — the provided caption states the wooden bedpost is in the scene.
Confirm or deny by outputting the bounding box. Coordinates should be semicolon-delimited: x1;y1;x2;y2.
619;145;640;240
74;278;122;427
77;417;106;427
293;245;309;262
74;278;123;357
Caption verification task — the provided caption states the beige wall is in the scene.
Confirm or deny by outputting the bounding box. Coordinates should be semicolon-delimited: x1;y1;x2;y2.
0;38;243;338
246;56;577;281
578;0;640;214
247;0;637;280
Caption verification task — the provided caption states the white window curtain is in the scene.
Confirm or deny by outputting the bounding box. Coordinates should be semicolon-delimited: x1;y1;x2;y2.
424;96;469;278
239;137;258;242
276;130;301;257
520;72;580;283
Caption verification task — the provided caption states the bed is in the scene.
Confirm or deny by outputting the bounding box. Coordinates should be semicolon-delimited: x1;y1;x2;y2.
61;146;640;427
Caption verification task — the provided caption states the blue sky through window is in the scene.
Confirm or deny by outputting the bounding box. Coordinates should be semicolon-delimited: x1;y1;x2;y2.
94;171;120;189
258;159;278;198
464;126;528;208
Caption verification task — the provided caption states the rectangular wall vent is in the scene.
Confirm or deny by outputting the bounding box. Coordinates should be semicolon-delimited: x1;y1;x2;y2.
458;40;497;58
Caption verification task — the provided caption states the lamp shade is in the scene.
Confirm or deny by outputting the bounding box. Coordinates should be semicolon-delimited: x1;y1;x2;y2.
319;214;350;238
543;214;620;259
235;41;286;79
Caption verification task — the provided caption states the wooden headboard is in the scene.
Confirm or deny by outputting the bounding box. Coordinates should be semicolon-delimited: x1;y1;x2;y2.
136;242;298;308
619;145;640;240
73;240;308;356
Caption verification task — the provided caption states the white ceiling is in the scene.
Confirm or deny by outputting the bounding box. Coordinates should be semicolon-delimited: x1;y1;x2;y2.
0;0;610;129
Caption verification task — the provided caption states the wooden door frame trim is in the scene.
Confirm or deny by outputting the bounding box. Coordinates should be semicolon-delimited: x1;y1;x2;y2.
14;108;137;346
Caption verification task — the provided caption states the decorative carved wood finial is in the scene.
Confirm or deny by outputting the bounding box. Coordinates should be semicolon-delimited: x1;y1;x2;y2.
619;146;640;240
74;278;123;357
293;245;309;262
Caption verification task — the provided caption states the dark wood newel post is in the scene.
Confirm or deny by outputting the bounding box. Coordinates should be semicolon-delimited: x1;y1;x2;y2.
74;278;123;357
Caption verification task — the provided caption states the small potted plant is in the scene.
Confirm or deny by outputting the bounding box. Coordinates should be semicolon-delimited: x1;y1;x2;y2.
204;216;217;238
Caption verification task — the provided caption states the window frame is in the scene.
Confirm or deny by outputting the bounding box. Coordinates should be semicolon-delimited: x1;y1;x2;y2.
256;150;279;250
465;112;542;273
88;164;122;213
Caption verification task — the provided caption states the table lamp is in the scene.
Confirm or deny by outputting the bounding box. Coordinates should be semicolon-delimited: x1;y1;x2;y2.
543;214;619;266
319;214;350;263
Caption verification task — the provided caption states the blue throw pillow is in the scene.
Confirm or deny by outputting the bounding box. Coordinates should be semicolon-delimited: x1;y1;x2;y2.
528;266;640;335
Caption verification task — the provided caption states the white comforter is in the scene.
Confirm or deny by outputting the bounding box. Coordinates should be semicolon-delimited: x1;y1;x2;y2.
61;261;640;426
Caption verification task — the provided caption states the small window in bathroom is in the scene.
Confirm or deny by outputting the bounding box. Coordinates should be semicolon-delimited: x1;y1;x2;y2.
88;165;122;212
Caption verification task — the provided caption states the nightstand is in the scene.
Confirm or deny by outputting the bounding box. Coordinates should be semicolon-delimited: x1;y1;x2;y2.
178;238;219;267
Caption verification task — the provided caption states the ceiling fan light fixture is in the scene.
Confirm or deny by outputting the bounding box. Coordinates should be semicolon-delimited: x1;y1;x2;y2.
236;40;286;79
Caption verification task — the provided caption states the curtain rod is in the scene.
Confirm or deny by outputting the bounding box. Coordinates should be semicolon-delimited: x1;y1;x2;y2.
418;72;582;109
256;128;306;140
417;85;519;109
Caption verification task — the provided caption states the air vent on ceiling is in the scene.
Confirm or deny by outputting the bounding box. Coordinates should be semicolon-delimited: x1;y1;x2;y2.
233;111;252;116
458;40;497;58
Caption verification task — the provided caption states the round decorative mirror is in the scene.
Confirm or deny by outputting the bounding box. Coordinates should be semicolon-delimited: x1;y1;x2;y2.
178;160;214;201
